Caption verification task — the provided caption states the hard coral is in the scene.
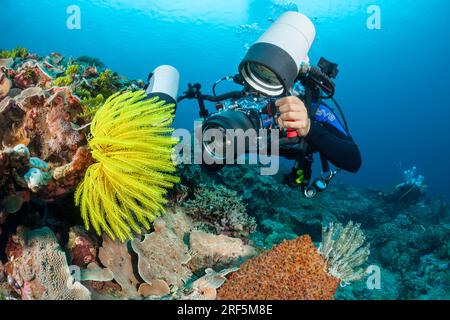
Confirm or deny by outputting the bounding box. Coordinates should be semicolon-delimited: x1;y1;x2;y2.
189;231;257;272
98;236;140;298
0;84;90;205
183;184;256;238
131;209;193;290
217;235;341;300
4;227;91;300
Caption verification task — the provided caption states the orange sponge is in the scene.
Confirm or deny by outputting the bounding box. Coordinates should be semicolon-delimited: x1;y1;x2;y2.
217;235;340;300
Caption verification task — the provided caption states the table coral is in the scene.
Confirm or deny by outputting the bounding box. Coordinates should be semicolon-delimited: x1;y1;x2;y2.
4;227;91;300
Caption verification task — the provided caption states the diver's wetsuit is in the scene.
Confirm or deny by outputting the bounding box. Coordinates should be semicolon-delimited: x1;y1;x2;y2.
280;103;362;173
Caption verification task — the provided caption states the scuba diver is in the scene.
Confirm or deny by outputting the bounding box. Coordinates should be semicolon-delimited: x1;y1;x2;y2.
175;11;362;198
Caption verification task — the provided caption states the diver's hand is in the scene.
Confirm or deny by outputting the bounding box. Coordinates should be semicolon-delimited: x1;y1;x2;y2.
276;96;311;137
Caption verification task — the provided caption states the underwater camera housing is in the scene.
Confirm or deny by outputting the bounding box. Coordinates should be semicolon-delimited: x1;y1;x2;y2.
239;11;316;97
178;12;342;172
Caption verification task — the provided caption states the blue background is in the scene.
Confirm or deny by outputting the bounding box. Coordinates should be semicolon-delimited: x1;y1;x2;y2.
1;0;449;198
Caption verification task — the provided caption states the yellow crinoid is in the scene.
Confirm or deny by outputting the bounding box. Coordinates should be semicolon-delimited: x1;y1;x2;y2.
75;90;179;242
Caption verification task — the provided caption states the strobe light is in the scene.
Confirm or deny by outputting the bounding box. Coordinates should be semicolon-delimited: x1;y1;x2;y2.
239;11;316;97
146;65;180;104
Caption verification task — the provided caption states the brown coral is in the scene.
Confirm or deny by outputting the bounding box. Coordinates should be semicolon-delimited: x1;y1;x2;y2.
217;235;341;300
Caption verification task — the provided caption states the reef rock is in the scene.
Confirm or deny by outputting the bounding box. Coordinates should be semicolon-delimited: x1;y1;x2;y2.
189;231;257;272
4;227;91;300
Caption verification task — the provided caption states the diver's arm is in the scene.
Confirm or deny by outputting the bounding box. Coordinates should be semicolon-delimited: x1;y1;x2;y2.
304;121;362;173
276;96;362;173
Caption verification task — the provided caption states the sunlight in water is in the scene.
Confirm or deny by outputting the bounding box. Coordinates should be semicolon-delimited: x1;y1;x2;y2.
91;0;250;24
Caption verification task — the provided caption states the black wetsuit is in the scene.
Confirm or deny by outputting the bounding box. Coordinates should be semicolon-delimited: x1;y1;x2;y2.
280;102;362;174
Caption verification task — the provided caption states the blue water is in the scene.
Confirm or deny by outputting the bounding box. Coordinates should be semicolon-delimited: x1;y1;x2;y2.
1;0;450;198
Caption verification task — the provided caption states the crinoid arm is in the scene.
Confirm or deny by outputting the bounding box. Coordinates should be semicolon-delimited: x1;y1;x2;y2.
75;90;179;242
318;221;370;285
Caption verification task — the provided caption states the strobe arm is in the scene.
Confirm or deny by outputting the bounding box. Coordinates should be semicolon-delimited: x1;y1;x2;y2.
177;83;246;118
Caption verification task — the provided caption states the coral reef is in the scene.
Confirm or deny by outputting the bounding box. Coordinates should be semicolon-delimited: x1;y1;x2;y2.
4;227;91;300
183;184;256;238
1;48;448;301
0;81;93;212
1;49;179;243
